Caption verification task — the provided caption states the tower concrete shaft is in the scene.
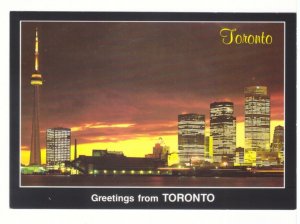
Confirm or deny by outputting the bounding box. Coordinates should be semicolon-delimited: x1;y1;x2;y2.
30;86;41;164
30;28;43;165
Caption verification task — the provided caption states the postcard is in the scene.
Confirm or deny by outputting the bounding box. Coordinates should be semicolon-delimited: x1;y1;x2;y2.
10;12;296;209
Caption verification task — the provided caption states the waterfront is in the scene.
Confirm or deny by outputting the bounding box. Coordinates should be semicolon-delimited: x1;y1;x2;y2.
21;175;283;187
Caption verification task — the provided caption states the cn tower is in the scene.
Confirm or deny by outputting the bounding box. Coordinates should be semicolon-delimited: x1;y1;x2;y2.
30;28;43;165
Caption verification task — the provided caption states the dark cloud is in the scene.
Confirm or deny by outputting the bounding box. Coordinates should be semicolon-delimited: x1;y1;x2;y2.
21;22;284;148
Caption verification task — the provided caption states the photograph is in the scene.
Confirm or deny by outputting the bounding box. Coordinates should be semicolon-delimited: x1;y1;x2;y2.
20;21;284;187
10;12;296;209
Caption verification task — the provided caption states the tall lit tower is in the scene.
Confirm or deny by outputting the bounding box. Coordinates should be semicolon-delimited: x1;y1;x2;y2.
178;113;205;166
210;102;236;163
30;28;43;165
244;86;270;152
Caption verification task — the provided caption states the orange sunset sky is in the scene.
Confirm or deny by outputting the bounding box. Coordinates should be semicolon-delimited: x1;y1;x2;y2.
21;22;284;165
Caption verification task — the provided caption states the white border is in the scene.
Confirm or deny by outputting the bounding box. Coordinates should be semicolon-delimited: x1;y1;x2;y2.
19;20;286;189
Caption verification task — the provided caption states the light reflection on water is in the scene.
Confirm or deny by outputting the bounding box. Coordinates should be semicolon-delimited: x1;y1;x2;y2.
21;175;283;187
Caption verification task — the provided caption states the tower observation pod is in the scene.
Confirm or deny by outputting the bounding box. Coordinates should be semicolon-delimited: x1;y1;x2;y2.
31;29;43;86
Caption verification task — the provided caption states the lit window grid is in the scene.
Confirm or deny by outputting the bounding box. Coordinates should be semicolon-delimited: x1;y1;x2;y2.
271;126;284;152
46;128;71;166
210;103;234;118
178;114;205;164
244;91;270;152
210;103;236;163
178;145;205;164
210;121;236;162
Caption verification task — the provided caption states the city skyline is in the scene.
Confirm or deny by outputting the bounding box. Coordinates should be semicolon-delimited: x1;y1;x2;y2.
21;22;284;165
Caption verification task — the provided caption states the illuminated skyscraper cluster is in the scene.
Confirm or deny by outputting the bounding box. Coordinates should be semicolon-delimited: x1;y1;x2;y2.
177;86;282;167
178;114;205;165
210;102;236;163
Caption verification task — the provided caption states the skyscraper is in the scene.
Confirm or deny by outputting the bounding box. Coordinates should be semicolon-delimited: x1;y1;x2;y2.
210;102;236;163
46;128;71;169
244;86;270;152
30;29;43;165
271;125;284;165
271;125;284;152
178;113;205;165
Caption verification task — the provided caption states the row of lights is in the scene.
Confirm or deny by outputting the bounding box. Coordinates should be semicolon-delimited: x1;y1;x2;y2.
91;170;161;175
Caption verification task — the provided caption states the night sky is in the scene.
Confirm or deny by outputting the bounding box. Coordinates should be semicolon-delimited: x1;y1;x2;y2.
21;22;284;160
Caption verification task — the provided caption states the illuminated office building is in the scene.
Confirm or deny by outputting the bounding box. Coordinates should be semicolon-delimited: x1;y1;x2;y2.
178;114;205;165
271;125;284;152
29;29;43;165
46;128;71;169
245;86;270;152
210;102;236;163
271;125;284;164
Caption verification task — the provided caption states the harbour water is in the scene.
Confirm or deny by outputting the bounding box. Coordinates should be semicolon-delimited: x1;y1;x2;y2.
21;175;283;187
